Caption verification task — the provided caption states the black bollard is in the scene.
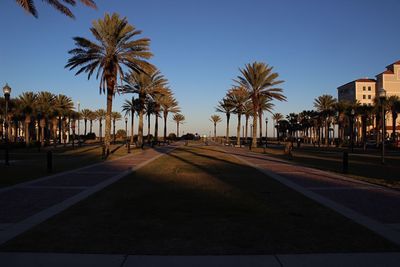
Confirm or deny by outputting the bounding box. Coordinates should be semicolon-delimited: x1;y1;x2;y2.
47;151;53;173
343;151;348;173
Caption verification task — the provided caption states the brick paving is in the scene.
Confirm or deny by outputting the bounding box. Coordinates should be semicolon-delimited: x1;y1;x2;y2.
222;146;400;244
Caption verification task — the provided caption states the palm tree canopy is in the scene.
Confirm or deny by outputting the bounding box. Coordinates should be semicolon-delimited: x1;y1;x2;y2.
313;94;337;113
95;109;106;120
216;98;234;115
121;97;140;117
111;111;122;121
19;91;37;116
210;114;222;124
227;86;249;115
234;62;286;104
173;113;185;124
272;113;284;122
16;0;96;18
80;109;93;120
160;93;180;115
259;95;275;114
65;13;153;94
53;94;74;116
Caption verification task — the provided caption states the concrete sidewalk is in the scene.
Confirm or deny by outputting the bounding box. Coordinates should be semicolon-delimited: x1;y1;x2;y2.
0;144;179;246
1;252;400;267
222;146;400;246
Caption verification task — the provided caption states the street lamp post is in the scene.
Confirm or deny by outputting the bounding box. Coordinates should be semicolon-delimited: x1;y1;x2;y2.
3;84;11;166
379;88;386;164
125;117;128;147
265;117;268;148
350;108;355;153
77;101;81;146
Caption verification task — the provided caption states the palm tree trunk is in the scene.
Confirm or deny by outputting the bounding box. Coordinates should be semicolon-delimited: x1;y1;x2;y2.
112;119;116;144
58;116;62;144
245;115;249;141
236;113;241;146
104;87;113;156
130;111;134;145
138;110;144;146
147;113;151;144
177;122;180;137
258;111;263;142
84;119;87;136
90;120;93;133
325;118;329;145
99;120;102;142
214;123;216;139
392;112;397;141
155;114;159;140
25;119;30;147
252;112;258;148
163;111;168;142
226;113;230;143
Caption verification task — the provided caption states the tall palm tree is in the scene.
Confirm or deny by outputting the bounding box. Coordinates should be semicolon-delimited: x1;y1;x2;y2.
66;13;153;156
15;0;96;18
160;93;180;141
121;96;140;144
88;110;96;134
210;114;222;140
152;87;170;141
235;62;286;148
388;95;400;141
243;101;253;141
80;109;92;136
19;92;37;146
227;86;249;146
272;113;284;142
95;109;106;142
173;113;185;137
119;69;167;146
313;94;337;145
111;111;122;143
216;97;234;143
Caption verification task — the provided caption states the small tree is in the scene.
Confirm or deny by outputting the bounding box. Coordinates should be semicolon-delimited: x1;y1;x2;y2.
210;114;222;140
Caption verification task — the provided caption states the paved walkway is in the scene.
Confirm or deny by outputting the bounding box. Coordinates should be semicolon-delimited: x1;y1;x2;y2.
1;252;399;267
221;146;400;246
0;144;179;245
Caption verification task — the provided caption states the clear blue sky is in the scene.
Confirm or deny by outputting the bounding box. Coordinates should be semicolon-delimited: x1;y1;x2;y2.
1;0;399;136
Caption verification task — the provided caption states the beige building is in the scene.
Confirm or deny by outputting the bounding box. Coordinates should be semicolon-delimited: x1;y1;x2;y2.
337;78;376;105
337;60;400;137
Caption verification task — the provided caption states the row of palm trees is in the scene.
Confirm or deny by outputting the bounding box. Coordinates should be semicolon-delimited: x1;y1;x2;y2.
211;61;286;146
273;94;400;147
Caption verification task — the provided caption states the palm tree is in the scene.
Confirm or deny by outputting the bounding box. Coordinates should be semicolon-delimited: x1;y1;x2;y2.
80;109;92;136
152;87;170;141
160;93;180;141
66;12;153;156
388;95;400;141
145;99;156;143
36;91;55;145
313;94;337;146
210;114;222;140
235;62;286;148
88;110;96;134
121;96;140;144
227;86;249;146
243;101;253;142
111;111;122;143
173;113;185;137
272;113;284;142
53;94;74;145
216;97;234;143
119;69;167;146
19;92;37;146
15;0;96;18
95;109;106;142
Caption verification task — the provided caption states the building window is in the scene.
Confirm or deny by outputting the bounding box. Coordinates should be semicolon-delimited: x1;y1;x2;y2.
368;95;371;99
363;95;366;99
368;86;371;91
363;86;366;91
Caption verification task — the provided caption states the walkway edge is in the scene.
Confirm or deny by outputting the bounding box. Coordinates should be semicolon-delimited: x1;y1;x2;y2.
0;146;178;246
229;153;400;246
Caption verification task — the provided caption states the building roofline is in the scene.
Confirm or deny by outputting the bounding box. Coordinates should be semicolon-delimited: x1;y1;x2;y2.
337;78;376;90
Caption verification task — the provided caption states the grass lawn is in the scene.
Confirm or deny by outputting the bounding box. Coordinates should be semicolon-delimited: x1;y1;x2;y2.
1;145;397;254
250;143;400;190
0;143;138;188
